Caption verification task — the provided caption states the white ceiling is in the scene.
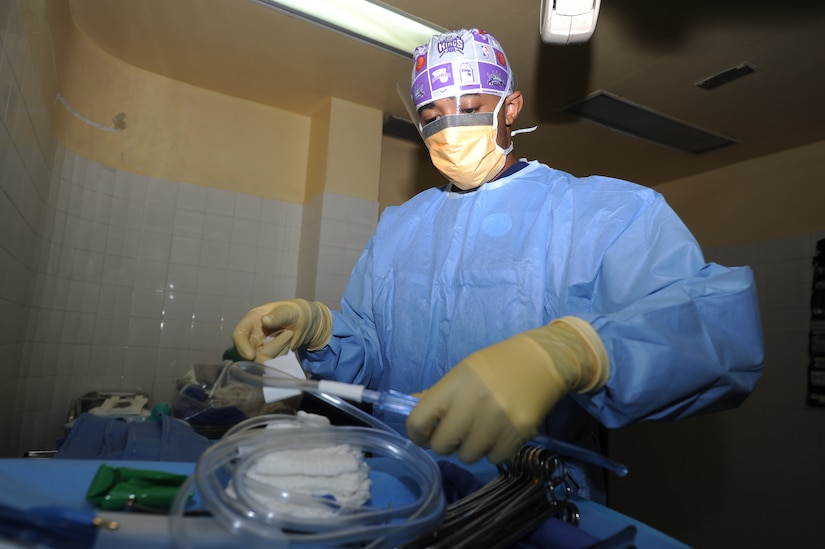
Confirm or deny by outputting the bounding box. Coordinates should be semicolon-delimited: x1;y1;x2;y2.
68;0;825;187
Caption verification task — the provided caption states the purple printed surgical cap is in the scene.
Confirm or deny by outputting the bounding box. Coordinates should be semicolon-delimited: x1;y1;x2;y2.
410;28;516;111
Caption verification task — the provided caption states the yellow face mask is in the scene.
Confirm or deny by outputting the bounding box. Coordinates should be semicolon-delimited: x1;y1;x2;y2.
422;112;512;191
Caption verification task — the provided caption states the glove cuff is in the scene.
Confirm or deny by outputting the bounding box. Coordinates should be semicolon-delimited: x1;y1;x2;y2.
306;301;332;351
549;316;610;393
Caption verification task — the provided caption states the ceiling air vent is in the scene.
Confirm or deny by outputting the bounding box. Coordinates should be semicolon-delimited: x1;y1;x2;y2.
383;115;422;144
695;62;759;91
562;90;736;155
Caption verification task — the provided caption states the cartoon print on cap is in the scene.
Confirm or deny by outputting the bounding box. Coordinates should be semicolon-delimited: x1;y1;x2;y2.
410;28;515;111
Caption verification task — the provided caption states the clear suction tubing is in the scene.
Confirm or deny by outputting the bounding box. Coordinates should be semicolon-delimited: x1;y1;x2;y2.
228;361;629;478
168;398;445;548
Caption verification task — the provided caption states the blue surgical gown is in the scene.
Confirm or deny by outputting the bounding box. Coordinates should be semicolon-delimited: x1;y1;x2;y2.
301;160;764;494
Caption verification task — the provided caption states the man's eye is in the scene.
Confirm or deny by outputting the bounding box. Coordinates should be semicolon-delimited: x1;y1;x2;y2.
422;114;440;125
459;107;479;114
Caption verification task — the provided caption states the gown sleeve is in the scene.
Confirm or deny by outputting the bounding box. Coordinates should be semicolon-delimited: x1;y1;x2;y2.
299;235;386;389
573;192;764;427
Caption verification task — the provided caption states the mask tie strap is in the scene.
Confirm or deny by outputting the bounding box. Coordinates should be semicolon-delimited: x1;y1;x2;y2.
500;125;537;155
511;125;538;137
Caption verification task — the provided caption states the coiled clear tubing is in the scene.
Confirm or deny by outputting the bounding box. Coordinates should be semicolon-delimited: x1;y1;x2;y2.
169;404;445;548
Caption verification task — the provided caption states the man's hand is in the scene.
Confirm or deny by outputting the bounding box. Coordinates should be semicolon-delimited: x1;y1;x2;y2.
406;317;609;463
231;299;332;362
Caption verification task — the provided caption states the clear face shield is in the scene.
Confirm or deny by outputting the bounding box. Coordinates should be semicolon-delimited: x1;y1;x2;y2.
396;84;503;137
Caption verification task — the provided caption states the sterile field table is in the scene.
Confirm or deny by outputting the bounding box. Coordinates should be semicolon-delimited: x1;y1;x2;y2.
0;458;690;548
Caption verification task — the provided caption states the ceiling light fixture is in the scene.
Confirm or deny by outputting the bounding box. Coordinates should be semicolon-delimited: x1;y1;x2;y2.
251;0;444;59
540;0;601;45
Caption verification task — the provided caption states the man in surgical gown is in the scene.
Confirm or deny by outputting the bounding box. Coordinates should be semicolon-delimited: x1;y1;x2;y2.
232;28;764;501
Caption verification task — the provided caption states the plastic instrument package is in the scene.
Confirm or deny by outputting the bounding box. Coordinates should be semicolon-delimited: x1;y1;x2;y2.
169;413;446;548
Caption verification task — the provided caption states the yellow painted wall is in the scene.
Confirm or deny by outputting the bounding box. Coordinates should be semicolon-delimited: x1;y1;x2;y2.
305;100;332;202
325;98;383;201
305;97;384;203
657;140;825;248
49;10;310;203
378;135;442;211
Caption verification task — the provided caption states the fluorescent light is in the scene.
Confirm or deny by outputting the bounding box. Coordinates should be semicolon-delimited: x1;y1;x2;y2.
252;0;444;58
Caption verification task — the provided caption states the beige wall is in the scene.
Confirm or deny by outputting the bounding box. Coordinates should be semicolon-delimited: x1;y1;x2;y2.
47;4;311;204
378;135;443;211
323;98;383;201
658;140;825;248
43;6;390;207
306;97;383;203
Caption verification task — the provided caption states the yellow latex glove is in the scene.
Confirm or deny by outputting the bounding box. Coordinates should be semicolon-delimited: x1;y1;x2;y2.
406;316;609;464
231;299;332;363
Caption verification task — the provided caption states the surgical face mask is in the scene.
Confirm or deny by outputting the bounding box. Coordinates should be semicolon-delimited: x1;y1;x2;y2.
421;98;511;191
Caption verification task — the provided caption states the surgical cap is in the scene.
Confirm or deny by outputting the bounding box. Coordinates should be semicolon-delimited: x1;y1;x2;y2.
410;28;516;111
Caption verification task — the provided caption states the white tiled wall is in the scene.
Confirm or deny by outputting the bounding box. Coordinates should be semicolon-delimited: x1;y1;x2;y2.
297;190;378;308
0;0;378;456
8;143;307;454
4;140;378;456
1;0;52;456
